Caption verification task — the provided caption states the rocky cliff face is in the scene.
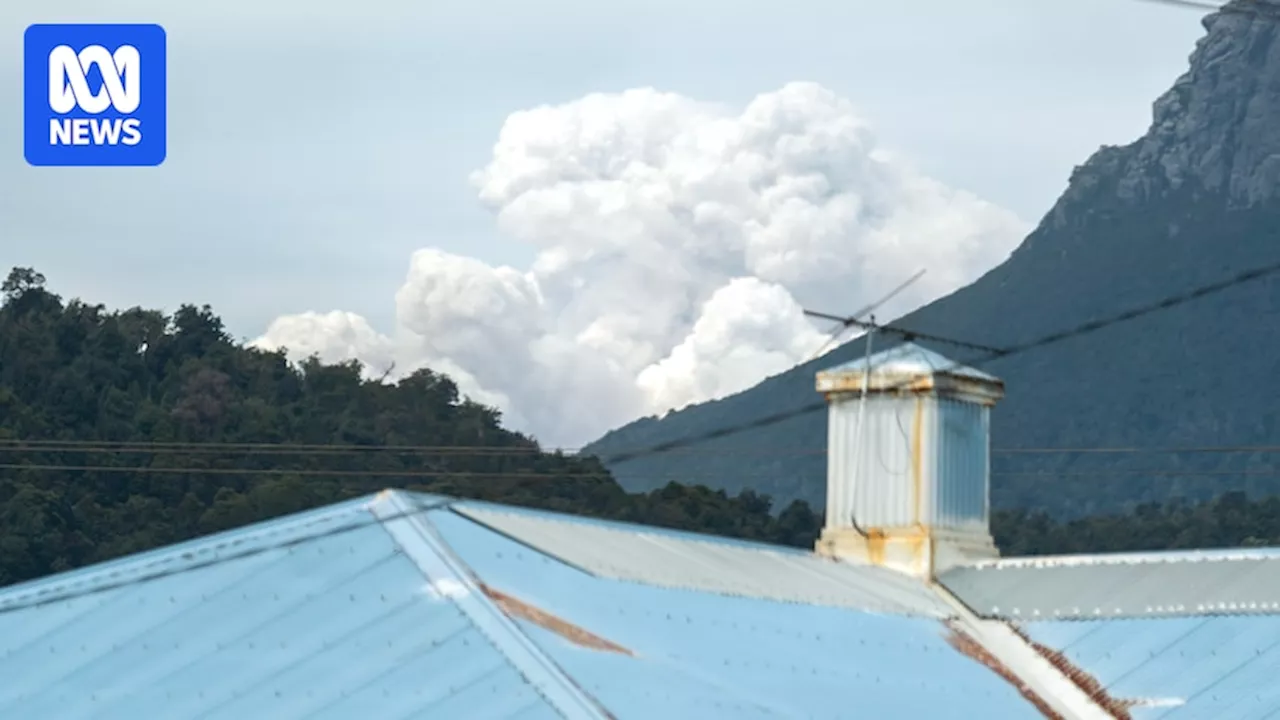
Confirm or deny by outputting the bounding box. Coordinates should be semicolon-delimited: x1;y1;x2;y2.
585;4;1280;519
1053;3;1280;224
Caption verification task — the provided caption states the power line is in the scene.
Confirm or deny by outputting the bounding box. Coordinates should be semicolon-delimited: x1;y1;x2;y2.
5;0;1280;619
4;460;1279;482
0;463;614;480
994;469;1280;477
994;445;1280;455
601;257;1280;464
804;268;928;361
9;439;1280;457
3;259;1279;472
0;439;563;454
0;439;817;457
3;462;1279;612
801;309;1006;356
1140;0;1280;21
5;251;1280;603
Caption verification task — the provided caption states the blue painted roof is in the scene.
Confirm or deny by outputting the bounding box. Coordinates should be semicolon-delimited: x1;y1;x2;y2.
6;488;1280;717
424;506;1039;719
1020;616;1280;717
0;490;1041;719
941;547;1280;621
452;501;954;616
0;493;576;720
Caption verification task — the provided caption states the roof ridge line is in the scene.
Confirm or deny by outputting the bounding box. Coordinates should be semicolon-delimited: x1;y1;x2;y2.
927;581;1120;719
0;497;374;613
370;491;609;720
966;550;1280;570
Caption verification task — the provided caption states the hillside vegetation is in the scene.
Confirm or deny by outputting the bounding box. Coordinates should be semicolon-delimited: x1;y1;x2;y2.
584;9;1280;519
4;267;1280;587
0;268;818;585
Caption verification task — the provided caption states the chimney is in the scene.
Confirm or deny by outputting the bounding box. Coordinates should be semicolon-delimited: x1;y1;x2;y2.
813;341;1005;577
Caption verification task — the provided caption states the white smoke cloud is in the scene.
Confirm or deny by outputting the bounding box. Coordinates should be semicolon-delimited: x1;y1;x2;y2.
253;82;1029;447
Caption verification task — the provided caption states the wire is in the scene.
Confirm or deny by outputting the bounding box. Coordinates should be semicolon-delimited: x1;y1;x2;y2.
994;445;1280;455
802;309;1007;356
2;462;1278;612
8;440;1280;457
0;439;567;454
601;257;1280;464
993;469;1280;478
4;257;1279;606
4;0;1279;620
9;257;1269;470
0;463;614;480
0;440;821;457
1140;0;1280;21
3;459;1278;482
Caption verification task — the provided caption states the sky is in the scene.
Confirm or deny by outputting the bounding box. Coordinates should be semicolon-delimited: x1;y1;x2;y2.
1;0;1208;447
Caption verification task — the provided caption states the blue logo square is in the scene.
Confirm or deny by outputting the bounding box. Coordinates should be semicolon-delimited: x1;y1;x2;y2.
23;23;167;167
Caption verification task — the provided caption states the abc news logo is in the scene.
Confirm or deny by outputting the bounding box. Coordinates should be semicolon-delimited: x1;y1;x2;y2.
48;44;143;147
23;24;167;167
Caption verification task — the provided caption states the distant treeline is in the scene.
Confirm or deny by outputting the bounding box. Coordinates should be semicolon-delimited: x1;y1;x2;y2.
1;267;1276;587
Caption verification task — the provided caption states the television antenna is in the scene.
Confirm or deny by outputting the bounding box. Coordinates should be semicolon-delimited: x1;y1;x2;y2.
802;268;926;362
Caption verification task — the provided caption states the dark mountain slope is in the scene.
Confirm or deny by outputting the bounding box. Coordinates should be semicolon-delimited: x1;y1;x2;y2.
583;6;1280;519
10;271;1280;588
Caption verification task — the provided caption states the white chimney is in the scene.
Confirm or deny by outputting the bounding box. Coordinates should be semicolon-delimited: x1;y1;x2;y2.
813;341;1005;577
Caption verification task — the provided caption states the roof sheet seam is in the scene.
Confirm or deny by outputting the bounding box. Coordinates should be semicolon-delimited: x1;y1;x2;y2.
0;502;369;613
374;491;607;720
939;554;1280;621
451;506;603;578
963;553;1280;570
927;582;1118;719
456;505;952;617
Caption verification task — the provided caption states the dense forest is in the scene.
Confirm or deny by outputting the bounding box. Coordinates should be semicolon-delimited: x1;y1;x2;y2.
2;267;1279;588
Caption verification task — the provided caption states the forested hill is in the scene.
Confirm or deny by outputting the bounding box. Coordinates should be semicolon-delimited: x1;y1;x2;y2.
583;7;1280;520
4;266;1280;587
0;268;824;586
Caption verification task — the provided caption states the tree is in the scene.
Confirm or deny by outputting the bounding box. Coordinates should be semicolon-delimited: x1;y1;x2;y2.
2;266;1277;588
1;267;46;302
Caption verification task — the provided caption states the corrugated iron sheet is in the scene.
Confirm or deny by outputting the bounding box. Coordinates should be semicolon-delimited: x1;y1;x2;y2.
826;394;921;529
428;506;1043;719
818;341;999;382
14;488;1280;718
933;397;990;530
454;501;953;617
940;550;1280;620
1020;615;1280;718
0;495;568;720
823;379;991;534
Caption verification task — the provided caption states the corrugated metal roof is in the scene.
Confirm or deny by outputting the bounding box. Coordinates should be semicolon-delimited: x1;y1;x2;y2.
939;549;1280;620
16;489;1280;717
0;493;579;720
819;341;998;382
454;501;953;617
1019;616;1280;718
427;505;1042;719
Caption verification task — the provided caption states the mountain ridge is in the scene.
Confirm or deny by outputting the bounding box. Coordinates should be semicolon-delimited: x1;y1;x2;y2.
582;5;1280;519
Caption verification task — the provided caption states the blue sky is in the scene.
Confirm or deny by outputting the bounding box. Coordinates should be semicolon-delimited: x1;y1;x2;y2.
0;0;1208;444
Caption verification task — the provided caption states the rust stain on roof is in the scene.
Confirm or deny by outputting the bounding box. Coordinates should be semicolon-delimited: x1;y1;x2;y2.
479;583;633;656
944;620;1066;720
1009;624;1136;719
